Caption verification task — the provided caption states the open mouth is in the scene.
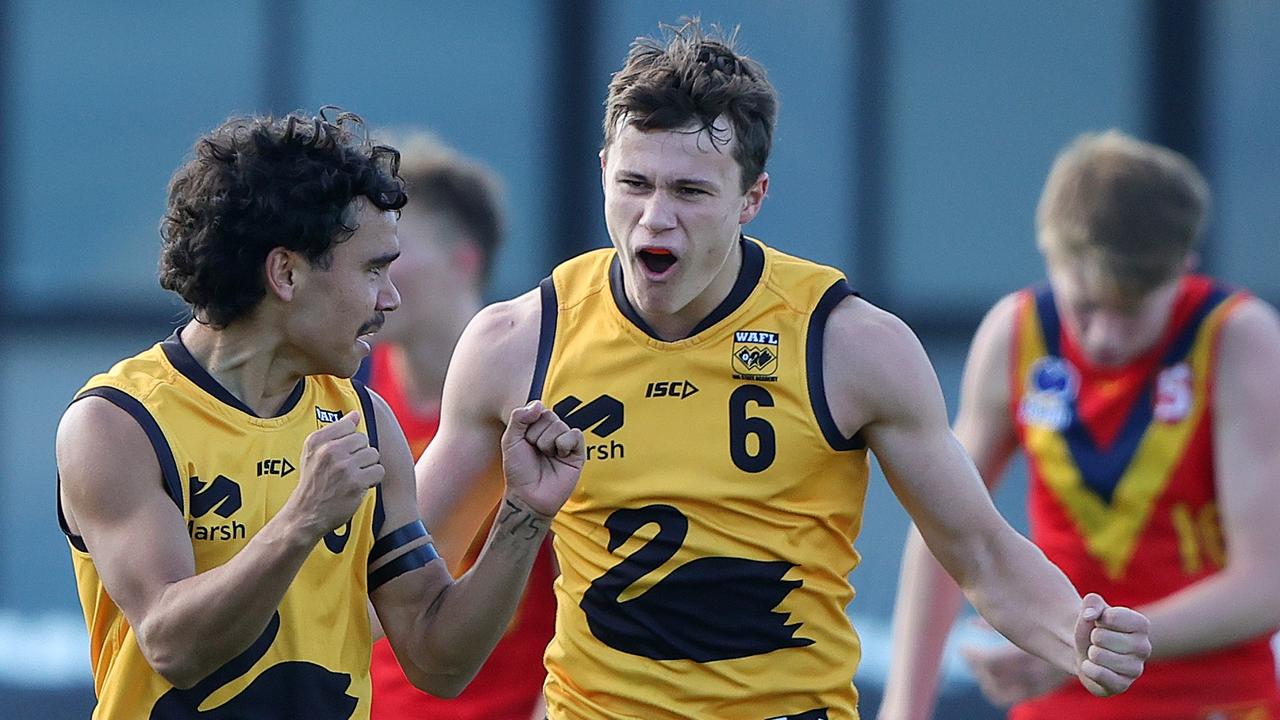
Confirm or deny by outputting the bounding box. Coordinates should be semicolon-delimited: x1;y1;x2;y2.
638;248;678;275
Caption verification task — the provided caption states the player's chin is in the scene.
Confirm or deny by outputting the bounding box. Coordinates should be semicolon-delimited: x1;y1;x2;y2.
319;344;368;379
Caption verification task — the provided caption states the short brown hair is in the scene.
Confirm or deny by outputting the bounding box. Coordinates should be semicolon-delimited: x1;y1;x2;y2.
603;18;778;193
1037;130;1210;289
383;132;505;283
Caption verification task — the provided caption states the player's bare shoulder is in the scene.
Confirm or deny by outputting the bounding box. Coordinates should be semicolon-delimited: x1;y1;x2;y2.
56;394;166;536
964;292;1022;380
820;295;949;435
1219;294;1280;352
1213;294;1280;398
445;288;544;422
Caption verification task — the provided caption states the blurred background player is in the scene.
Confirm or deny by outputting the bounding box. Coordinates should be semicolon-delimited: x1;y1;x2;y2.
366;133;556;720
880;131;1280;719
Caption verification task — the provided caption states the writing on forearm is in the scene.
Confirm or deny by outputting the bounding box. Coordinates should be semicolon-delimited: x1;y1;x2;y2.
498;498;549;541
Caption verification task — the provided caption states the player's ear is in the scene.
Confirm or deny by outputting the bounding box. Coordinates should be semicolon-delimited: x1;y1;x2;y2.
264;247;299;302
738;172;769;225
452;241;483;281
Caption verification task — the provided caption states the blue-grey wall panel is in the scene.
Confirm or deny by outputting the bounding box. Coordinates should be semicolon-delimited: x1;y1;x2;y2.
9;1;262;309
296;1;552;301
1208;1;1280;299
887;1;1144;313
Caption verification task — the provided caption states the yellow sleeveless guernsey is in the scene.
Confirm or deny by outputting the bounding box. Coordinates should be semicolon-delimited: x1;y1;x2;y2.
60;329;385;720
536;238;871;720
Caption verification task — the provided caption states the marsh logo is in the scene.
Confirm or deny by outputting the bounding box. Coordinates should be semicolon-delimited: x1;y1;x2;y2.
554;394;625;461
732;330;779;380
191;475;242;518
189;474;246;542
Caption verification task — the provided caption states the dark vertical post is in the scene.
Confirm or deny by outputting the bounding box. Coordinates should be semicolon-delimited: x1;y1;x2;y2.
1146;0;1209;269
851;0;891;304
0;0;11;314
261;0;301;114
546;0;601;265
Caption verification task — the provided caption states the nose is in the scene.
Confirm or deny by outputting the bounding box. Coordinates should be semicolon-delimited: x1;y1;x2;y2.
639;193;677;233
378;273;401;313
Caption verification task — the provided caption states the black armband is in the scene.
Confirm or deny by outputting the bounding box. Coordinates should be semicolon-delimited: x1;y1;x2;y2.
369;519;428;565
368;542;440;593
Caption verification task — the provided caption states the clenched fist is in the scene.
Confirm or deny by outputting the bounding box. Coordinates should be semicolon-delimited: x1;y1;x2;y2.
500;401;585;519
1074;593;1152;696
287;411;383;538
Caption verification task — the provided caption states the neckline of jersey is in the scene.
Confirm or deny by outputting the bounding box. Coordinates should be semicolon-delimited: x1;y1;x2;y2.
160;328;308;419
608;236;766;344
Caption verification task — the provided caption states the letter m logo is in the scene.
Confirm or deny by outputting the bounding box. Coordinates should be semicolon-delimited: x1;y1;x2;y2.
190;474;242;519
553;395;625;438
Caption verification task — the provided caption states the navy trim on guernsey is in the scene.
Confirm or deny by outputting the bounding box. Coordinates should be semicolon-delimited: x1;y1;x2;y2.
368;542;440;593
766;709;829;720
351;379;385;536
609;237;765;341
1034;284;1234;502
807;280;866;451
162;329;306;418
58;387;188;551
56;472;88;552
352;353;372;386
1033;284;1062;357
351;380;380;450
528;276;559;402
369;520;428;563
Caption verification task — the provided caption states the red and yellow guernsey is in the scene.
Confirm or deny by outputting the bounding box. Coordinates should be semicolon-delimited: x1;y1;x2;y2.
1010;275;1280;719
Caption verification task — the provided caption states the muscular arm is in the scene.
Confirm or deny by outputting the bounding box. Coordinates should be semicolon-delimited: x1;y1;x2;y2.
377;291;572;697
416;292;541;569
56;400;374;688
879;295;1022;720
1136;297;1280;658
825;297;1146;699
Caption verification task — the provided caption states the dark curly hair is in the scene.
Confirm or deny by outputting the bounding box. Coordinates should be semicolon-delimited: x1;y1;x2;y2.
159;108;408;328
603;18;777;193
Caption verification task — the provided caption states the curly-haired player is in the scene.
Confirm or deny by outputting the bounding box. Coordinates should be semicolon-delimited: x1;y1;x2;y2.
56;108;584;719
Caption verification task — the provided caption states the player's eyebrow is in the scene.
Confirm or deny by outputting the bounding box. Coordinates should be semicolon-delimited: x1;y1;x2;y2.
366;251;400;268
669;176;719;191
617;169;719;191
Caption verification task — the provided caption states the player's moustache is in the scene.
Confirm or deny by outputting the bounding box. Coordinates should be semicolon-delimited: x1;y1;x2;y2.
358;313;385;336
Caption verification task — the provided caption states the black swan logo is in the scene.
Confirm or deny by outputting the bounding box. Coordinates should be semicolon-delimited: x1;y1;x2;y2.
149;612;358;719
580;504;813;661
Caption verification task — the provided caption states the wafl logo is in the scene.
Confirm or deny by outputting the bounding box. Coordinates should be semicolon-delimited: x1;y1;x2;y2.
732;330;779;379
1019;357;1077;431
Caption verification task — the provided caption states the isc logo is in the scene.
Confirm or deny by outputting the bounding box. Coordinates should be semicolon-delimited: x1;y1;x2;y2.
256;458;296;477
644;380;699;399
